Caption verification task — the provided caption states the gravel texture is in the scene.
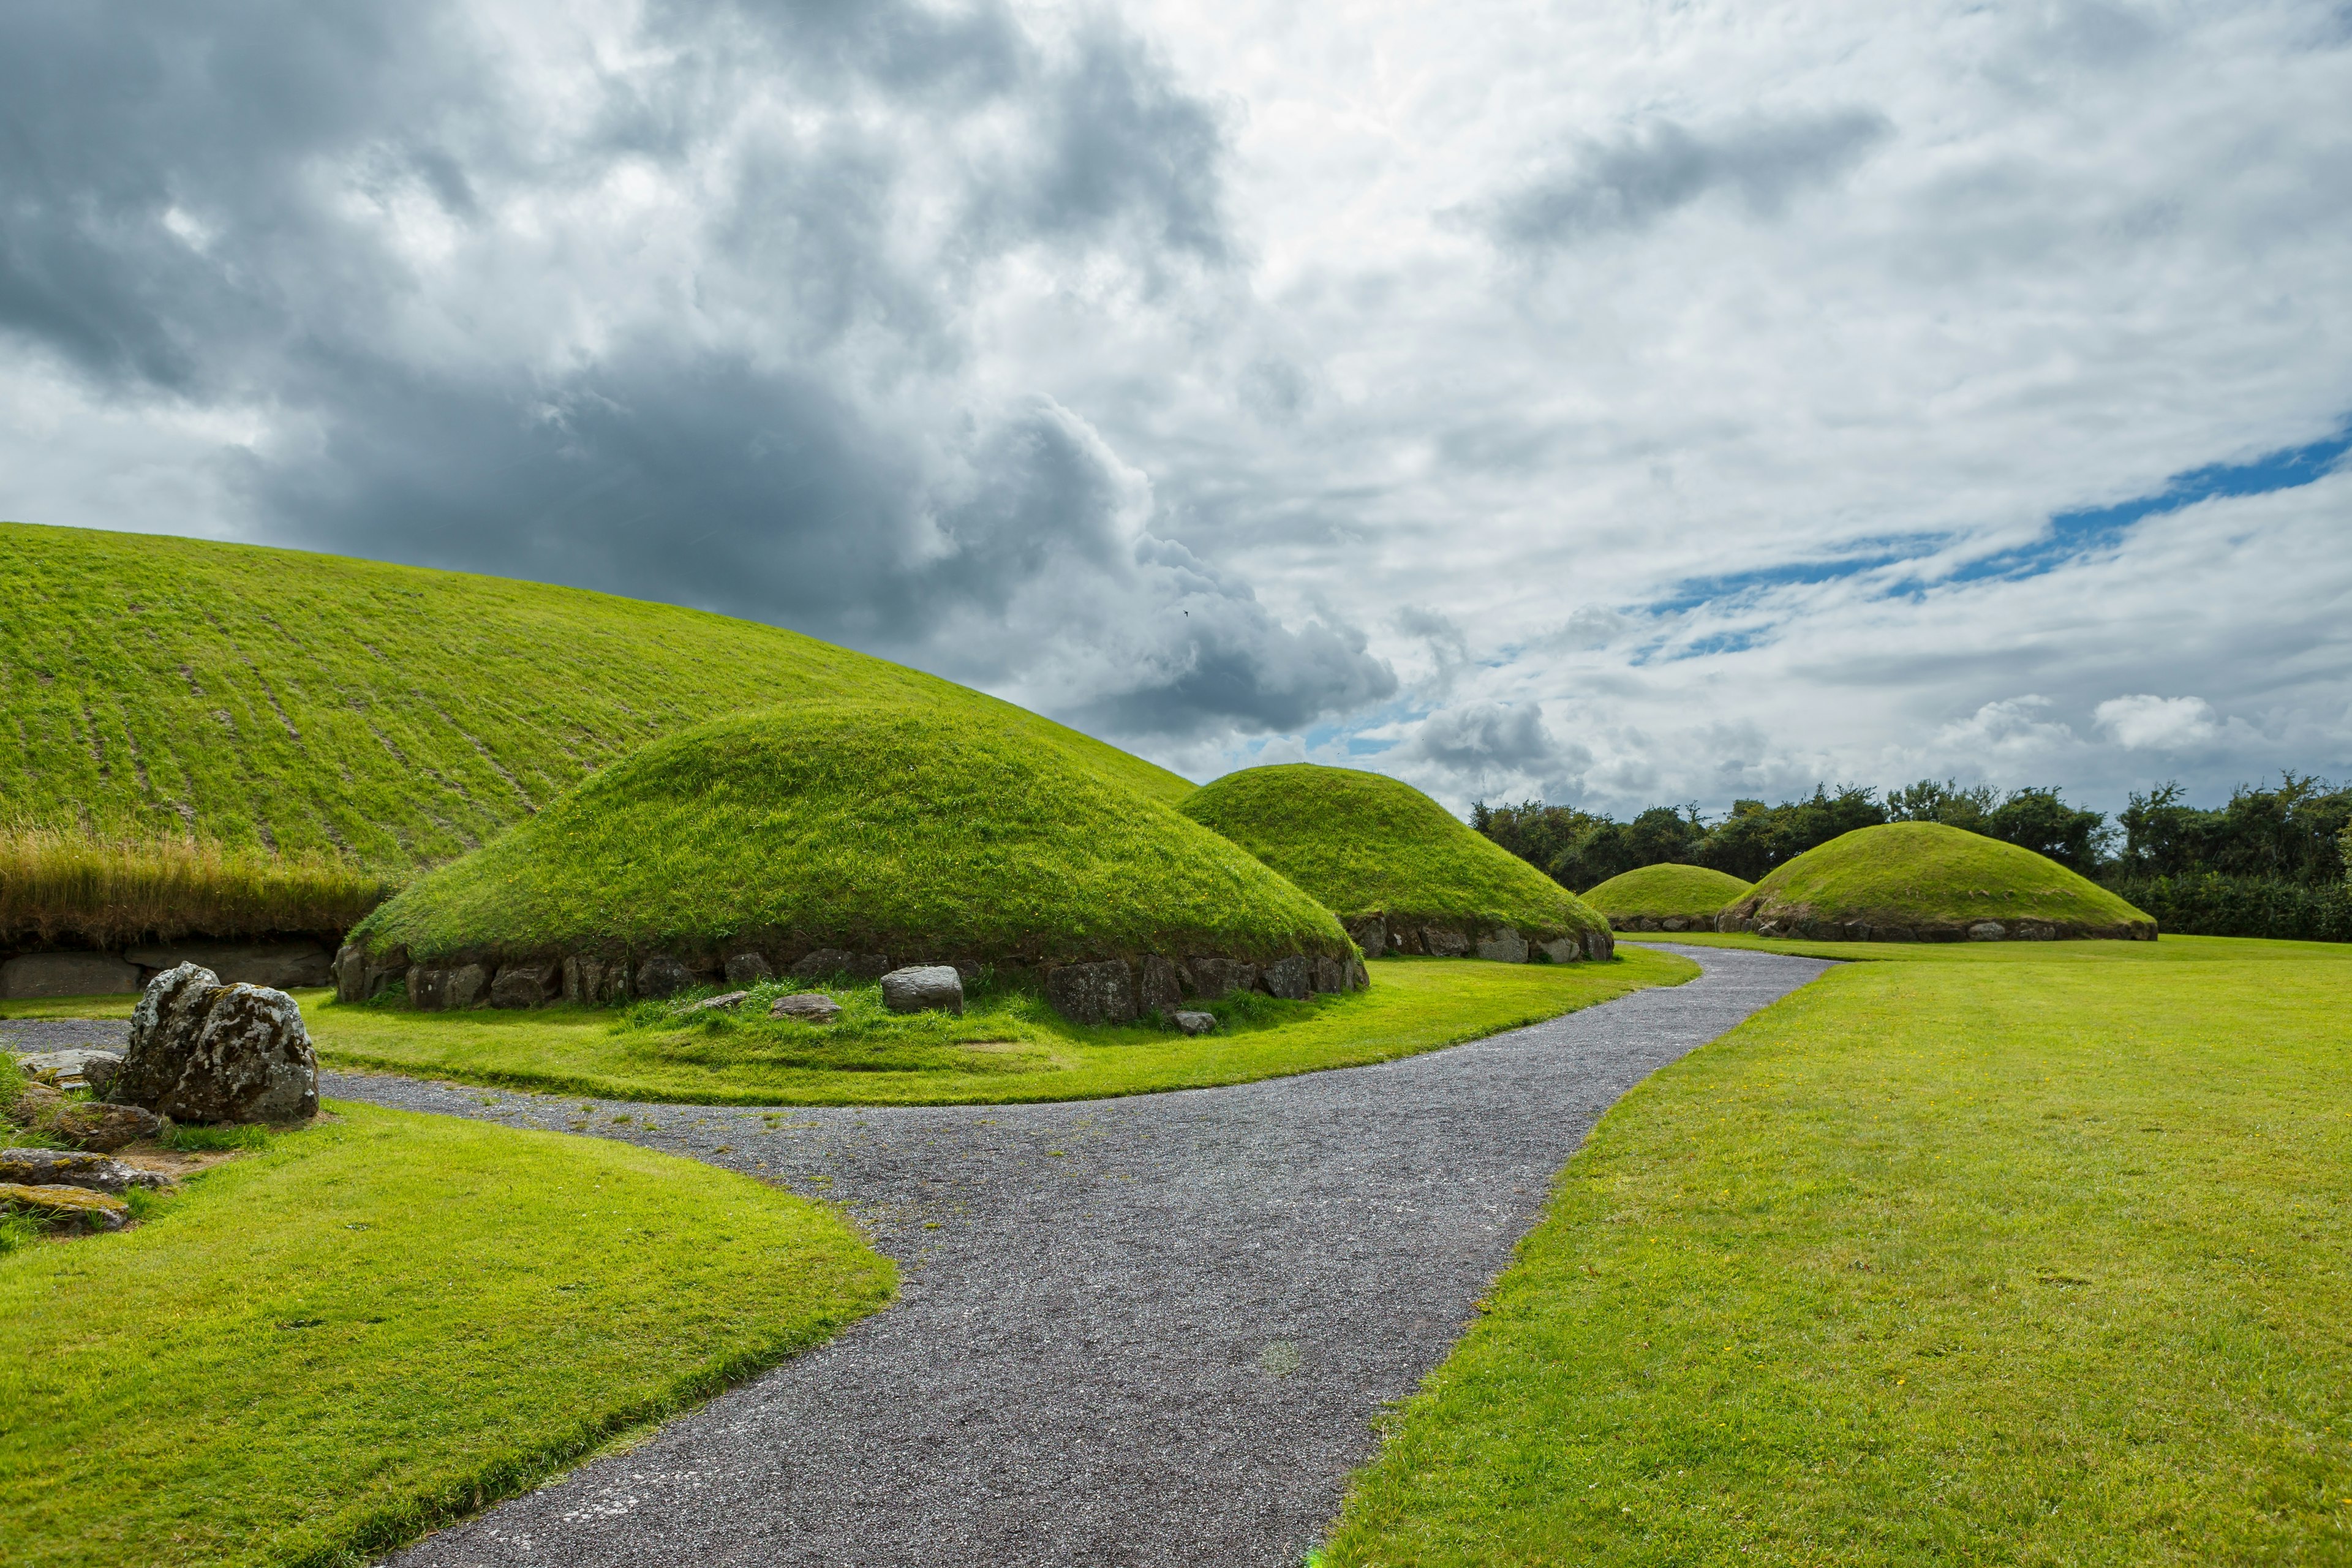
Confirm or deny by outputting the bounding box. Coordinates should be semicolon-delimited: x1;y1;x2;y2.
1;1017;134;1053
320;943;1829;1567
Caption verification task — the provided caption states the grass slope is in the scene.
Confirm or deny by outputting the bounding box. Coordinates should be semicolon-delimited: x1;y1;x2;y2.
353;703;1346;968
1724;821;2154;938
1321;936;2352;1565
1182;764;1607;941
1583;862;1752;922
314;950;1695;1106
0;1101;892;1568
0;520;1187;883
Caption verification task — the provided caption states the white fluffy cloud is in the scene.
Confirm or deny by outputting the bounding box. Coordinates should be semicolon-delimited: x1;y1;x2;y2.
2;0;2347;815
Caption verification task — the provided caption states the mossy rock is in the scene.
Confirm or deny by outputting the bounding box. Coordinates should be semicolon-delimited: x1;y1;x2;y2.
1583;863;1753;931
1721;822;2155;941
348;704;1354;995
1178;764;1611;960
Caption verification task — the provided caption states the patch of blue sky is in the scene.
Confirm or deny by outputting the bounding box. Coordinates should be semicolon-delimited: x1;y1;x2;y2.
1948;421;2350;583
1646;534;1944;616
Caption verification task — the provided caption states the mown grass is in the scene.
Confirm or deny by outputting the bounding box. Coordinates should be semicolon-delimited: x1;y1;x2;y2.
313;951;1696;1106
0;825;392;946
1182;763;1608;941
0;1100;893;1568
1729;821;2152;933
1583;862;1753;920
353;703;1346;967
1319;935;2352;1565
0;522;1189;940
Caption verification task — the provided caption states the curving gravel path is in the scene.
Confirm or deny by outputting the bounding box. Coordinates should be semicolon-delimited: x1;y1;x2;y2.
319;943;1829;1567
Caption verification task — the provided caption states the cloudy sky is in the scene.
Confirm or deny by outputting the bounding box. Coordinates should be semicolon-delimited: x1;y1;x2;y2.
4;0;2348;816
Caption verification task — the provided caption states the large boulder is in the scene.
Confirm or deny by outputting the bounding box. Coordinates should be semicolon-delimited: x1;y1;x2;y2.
635;954;698;998
1260;955;1313;1001
880;965;964;1016
1186;958;1257;1000
110;963;318;1125
489;963;559;1009
0;1182;127;1233
1045;960;1137;1025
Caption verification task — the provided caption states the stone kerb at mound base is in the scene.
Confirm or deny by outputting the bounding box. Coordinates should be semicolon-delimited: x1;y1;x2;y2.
336;940;1371;1023
1713;904;2157;942
1343;916;1613;964
1605;914;1721;933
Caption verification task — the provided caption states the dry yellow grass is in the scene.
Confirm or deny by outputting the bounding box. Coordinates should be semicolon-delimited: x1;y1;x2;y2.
0;826;393;947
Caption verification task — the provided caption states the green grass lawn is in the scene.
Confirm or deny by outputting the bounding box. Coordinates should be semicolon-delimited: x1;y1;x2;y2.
1320;934;2352;1565
0;1100;892;1568
351;701;1348;969
312;951;1695;1106
1180;763;1608;942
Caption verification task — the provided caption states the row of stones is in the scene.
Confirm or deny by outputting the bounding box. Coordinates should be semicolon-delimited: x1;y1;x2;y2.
1346;917;1614;964
337;944;1370;1024
1719;915;2151;941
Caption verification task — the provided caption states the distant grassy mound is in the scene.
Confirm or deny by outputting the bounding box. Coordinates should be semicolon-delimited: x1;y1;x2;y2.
1180;764;1611;961
1583;863;1752;930
1721;822;2155;941
349;703;1354;1007
0;522;1188;945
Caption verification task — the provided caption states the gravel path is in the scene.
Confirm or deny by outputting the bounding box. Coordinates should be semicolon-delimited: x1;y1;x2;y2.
319;943;1826;1566
1;1017;133;1052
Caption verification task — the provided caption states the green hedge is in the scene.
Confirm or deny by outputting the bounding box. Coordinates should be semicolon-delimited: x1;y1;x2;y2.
2106;874;2352;943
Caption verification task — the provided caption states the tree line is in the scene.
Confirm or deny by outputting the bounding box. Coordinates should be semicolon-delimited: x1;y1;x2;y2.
1473;774;2352;942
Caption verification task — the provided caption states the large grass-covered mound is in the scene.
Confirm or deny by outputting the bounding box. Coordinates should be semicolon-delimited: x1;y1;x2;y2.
349;703;1354;1005
1179;764;1611;961
1583;862;1752;930
1721;822;2155;940
0;522;1187;886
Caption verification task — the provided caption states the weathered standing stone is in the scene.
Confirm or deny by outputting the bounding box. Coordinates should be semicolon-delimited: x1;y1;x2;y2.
1474;926;1529;963
111;965;318;1125
1260;955;1313;1000
770;992;843;1022
1186;957;1258;1000
881;966;965;1016
1138;955;1185;1014
636;954;696;999
1313;954;1349;994
445;963;490;1010
47;1101;164;1152
490;963;559;1009
1968;921;2007;941
1423;927;1473;959
725;952;776;987
1585;929;1615;960
0;1182;128;1232
1;1148;172;1193
1;951;140;1000
790;949;892;982
1172;1010;1218;1036
1046;960;1137;1025
1344;917;1389;957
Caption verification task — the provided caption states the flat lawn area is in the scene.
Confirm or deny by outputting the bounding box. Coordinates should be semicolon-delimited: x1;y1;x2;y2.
1321;934;2352;1566
0;1101;892;1568
309;951;1695;1106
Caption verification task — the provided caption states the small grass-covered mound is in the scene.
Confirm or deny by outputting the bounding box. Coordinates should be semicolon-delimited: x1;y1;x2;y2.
352;703;1348;979
1721;821;2155;940
0;522;1188;945
1180;764;1610;959
0;1101;892;1568
1581;862;1752;930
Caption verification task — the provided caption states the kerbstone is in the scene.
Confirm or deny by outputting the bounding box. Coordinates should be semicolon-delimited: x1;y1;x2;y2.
881;966;965;1016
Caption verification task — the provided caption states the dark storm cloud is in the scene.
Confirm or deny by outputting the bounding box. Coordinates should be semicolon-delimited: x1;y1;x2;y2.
1472;107;1894;249
0;0;1387;739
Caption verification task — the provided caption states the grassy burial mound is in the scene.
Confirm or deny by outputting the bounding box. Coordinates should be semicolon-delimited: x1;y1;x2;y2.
1179;764;1613;963
342;703;1362;1023
0;522;1187;988
1720;821;2156;941
1582;862;1753;932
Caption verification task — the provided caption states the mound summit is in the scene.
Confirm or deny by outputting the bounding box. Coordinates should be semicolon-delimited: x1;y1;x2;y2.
1719;822;2156;941
342;704;1365;1023
1180;763;1612;963
1583;863;1753;932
